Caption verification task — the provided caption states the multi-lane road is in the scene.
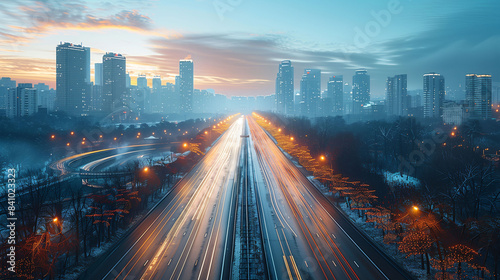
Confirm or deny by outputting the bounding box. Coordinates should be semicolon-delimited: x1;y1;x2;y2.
78;116;413;280
247;116;413;280
83;116;245;280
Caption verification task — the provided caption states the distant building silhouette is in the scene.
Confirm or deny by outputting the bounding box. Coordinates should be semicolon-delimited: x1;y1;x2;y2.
56;42;90;116
7;83;37;118
423;72;445;118
102;52;126;114
95;63;103;86
352;69;370;114
300;69;321;117
466;74;492;120
275;60;294;115
386;74;408;116
179;60;194;113
327;75;343;116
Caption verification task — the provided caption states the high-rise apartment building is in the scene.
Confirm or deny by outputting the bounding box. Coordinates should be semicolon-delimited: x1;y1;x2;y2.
275;60;294;115
466;74;492;120
423;72;445;118
352;69;370;114
300;69;321;117
102;52;126;114
179;60;194;113
56;42;90;116
386;74;408;116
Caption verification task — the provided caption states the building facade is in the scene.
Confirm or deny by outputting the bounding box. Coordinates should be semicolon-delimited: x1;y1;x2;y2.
275;60;294;115
56;42;90;116
352;69;370;114
423;72;445;118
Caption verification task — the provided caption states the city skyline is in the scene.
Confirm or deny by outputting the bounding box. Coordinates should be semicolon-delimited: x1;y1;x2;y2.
0;1;498;97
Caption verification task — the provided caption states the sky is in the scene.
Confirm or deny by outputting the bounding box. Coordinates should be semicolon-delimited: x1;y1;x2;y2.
0;0;499;98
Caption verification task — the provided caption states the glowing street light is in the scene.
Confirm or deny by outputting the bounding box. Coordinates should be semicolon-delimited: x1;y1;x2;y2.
320;155;326;161
290;137;294;141
278;128;281;132
143;167;149;172
205;131;208;135
53;217;58;222
70;131;74;135
51;135;55;139
183;143;188;148
413;206;419;211
66;143;70;146
113;137;117;141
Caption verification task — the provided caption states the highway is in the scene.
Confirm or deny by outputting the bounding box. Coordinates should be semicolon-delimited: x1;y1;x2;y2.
247;116;413;280
82;116;245;280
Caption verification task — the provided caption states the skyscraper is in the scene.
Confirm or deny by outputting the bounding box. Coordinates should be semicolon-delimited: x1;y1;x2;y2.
352;69;370;114
300;69;321;117
327;75;343;116
275;60;294;115
423;72;445;118
102;52;126;114
466;74;492;120
95;63;103;86
56;42;90;116
152;76;163;113
179;60;194;113
386;74;408;116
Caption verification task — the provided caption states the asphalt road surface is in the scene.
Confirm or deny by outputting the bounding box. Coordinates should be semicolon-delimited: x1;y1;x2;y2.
82;116;245;280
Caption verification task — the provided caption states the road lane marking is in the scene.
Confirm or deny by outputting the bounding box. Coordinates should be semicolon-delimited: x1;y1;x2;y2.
354;261;359;268
332;260;337;267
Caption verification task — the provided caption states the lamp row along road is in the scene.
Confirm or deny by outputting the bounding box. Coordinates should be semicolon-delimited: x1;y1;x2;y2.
82;115;414;280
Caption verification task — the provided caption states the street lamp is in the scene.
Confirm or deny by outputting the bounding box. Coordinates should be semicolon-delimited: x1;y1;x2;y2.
413;206;419;211
290;137;294;141
53;217;58;223
143;167;149;172
320;155;326;161
183;143;188;148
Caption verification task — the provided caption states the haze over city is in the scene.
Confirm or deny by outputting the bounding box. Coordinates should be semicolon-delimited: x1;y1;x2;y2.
1;0;499;97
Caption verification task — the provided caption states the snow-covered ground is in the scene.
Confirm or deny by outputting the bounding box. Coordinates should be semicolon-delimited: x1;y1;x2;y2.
383;171;421;188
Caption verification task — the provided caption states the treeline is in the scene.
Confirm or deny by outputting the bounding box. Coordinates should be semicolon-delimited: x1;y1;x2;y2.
256;112;500;280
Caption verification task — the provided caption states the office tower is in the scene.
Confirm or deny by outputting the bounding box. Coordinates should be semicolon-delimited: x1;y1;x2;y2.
352;69;370;114
7;83;37;118
275;60;294;115
300;69;321;117
466;74;492;119
386;74;408;116
327;75;343;116
56;42;90;116
0;77;16;111
95;63;103;86
423;72;445;118
179;60;194;113
102;52;126;114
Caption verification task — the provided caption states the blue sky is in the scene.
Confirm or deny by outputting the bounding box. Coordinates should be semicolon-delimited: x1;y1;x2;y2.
0;0;498;97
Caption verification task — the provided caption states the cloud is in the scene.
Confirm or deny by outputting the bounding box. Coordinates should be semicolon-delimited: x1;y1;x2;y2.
0;0;154;46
